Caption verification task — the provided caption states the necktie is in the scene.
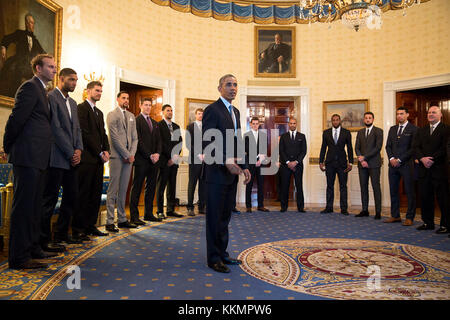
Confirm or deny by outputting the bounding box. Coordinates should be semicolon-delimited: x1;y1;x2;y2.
397;125;403;136
168;122;173;134
430;125;434;135
123;111;128;130
146;116;153;133
228;105;236;132
291;131;295;141
333;129;338;144
366;128;369;138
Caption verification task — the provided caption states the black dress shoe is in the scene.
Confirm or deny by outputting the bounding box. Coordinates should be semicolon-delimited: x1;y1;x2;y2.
416;224;435;230
72;233;91;242
257;207;270;212
118;221;138;228
223;257;242;265
54;237;84;245
208;261;230;273
166;212;183;218
341;210;349;216
87;227;109;236
355;211;369;217
32;251;59;259
298;209;306;213
280;208;287;212
436;227;449;234
131;219;147;226
105;224;119;232
374;213;381;220
320;208;333;214
42;243;66;253
157;212;166;220
10;260;48;270
187;209;195;216
144;216;163;222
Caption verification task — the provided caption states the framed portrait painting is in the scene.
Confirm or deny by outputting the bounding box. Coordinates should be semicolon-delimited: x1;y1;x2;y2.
323;99;369;132
184;98;214;127
255;26;295;78
0;0;62;107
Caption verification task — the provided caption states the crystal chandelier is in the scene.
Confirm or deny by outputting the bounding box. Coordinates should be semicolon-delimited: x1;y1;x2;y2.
298;0;423;31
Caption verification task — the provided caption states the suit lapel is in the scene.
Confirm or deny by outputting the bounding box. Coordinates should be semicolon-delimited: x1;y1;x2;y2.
32;77;50;118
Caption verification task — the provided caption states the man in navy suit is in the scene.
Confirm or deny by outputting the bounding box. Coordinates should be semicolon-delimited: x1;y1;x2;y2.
202;74;250;273
3;54;56;269
413;105;449;234
279;118;307;213
41;68;84;249
319;114;353;215
385;107;418;226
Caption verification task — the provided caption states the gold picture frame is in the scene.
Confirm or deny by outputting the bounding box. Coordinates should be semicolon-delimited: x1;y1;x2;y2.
184;98;214;127
0;0;62;107
323;99;369;132
255;26;296;78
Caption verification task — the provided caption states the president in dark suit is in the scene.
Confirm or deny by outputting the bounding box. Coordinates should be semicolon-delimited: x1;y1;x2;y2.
413;105;449;234
3;54;56;269
244;117;269;212
41;68;83;249
385;107;418;226
186;108;206;216
156;104;183;219
355;112;383;219
258;33;292;74
202;74;250;273
74;81;110;238
129;97;162;224
279;118;307;213
319;114;353;215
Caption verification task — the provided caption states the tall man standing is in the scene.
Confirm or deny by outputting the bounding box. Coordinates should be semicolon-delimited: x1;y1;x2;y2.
156;104;183;219
413;105;449;234
41;68;83;249
202;74;251;273
129;98;162;224
186;108;206;216
3;54;56;269
105;91;138;232
319;114;353;215
385;107;418;226
75;81;110;237
355;111;383;219
244;117;269;213
279;118;307;213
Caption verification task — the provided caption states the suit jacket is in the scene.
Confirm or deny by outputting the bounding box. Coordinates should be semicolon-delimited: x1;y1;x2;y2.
244;130;268;165
355;126;383;169
186;121;203;165
385;122;418;166
106;107;138;160
279;131;307;167
319;127;353;167
413;122;450;179
158;119;182;167
47;88;83;170
202;98;247;185
259;42;292;73
77;100;110;165
134;114;162;166
3;76;53;170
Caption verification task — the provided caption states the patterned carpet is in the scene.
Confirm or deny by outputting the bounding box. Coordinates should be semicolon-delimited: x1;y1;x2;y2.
0;208;449;300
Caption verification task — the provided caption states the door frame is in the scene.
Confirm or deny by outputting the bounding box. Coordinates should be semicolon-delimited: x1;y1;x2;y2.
238;85;310;204
383;73;450;206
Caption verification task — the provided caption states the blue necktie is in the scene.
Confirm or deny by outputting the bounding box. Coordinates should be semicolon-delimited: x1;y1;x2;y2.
228;105;236;132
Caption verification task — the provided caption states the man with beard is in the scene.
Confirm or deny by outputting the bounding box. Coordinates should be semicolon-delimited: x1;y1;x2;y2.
355;111;383;219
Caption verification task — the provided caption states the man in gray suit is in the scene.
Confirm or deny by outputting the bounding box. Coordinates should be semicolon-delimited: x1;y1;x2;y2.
41;68;84;248
355;111;383;219
105;91;138;232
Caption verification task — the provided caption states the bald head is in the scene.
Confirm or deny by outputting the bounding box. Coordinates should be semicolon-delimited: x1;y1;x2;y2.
427;105;442;125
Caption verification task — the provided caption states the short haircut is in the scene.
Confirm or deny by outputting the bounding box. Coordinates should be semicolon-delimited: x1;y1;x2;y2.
86;81;103;90
396;106;409;113
195;108;204;114
331;114;341;119
162;104;172;111
140;97;152;105
364;111;374;118
218;74;236;87
59;68;77;77
31;54;54;73
117;90;129;98
288;117;297;123
250;116;259;122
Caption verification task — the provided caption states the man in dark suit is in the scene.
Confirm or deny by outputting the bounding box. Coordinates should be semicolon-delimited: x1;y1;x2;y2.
244;117;269;213
258;33;292;73
413;105;449;234
41;68;84;250
74;81;110;238
319;114;353;215
0;13;45;97
355;111;383;219
156;104;183;219
279;118;307;213
186;108;206;216
129;97;162;224
3;54;56;269
202;74;250;273
385;107;418;226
